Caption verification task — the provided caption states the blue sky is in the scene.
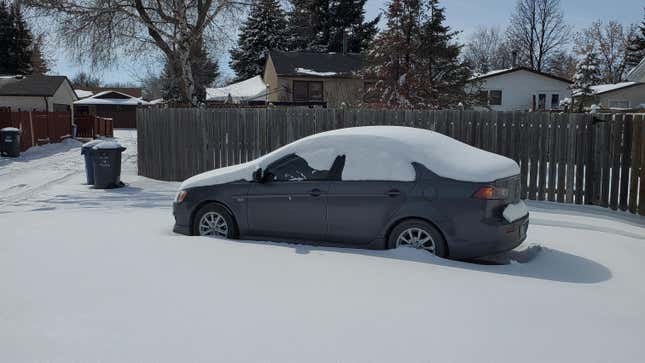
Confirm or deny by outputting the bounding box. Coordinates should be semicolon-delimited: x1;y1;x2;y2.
50;0;644;85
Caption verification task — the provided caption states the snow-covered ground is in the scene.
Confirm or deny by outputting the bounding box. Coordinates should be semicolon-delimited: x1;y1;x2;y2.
1;130;645;362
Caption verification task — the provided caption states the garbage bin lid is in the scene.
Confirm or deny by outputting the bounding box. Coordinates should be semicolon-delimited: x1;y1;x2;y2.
1;127;20;132
82;139;104;149
92;141;126;150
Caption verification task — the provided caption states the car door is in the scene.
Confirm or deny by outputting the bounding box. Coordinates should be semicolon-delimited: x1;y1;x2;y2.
246;151;340;242
325;149;416;245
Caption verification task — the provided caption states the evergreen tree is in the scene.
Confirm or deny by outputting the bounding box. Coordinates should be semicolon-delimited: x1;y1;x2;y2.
162;40;219;102
286;0;379;53
11;1;32;74
285;0;315;51
416;1;471;107
365;0;471;108
0;1;17;74
571;51;601;112
30;33;49;74
625;10;645;68
230;0;288;80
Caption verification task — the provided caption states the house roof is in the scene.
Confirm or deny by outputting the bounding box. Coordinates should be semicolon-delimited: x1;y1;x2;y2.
626;57;645;82
0;75;76;97
268;50;365;77
470;67;572;84
74;90;149;105
75;89;94;99
590;82;643;95
206;75;267;102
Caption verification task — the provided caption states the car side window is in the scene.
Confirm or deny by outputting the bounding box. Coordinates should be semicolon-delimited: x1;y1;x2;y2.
265;149;340;182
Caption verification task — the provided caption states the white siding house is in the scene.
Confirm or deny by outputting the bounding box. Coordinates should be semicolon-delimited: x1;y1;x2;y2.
469;67;572;111
0;75;77;112
587;82;645;109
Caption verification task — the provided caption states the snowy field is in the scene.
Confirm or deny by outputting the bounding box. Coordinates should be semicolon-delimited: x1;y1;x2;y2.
1;130;645;362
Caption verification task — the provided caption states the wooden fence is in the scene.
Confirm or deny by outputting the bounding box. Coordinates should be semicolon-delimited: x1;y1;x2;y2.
75;116;114;139
0;111;72;151
137;108;645;215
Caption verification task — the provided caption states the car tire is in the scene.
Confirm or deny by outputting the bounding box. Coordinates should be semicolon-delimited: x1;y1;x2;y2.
192;203;239;238
389;219;448;258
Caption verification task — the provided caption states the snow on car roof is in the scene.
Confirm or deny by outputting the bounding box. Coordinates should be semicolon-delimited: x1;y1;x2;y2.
180;126;519;189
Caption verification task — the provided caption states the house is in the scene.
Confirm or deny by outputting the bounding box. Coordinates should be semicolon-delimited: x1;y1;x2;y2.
205;75;268;105
263;50;370;107
0;75;77;113
469;67;572;111
582;82;645;109
74;90;148;128
626;57;645;82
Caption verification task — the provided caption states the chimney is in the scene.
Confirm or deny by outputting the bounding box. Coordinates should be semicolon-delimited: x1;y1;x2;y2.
511;51;518;69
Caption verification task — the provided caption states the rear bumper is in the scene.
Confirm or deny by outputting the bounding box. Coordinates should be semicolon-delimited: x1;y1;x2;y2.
448;214;529;259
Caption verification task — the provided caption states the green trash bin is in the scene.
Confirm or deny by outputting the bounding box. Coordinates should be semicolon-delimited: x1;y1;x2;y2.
0;127;21;157
90;141;127;189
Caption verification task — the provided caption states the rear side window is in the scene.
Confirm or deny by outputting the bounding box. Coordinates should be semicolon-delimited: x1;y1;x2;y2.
341;146;415;181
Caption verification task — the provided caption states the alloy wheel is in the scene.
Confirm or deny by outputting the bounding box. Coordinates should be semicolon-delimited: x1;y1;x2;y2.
396;227;436;254
198;211;229;237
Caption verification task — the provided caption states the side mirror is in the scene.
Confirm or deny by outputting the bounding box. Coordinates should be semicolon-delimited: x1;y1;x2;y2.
253;168;264;182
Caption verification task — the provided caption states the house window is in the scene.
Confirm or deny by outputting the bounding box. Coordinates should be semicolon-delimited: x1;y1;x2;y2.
551;94;560;109
608;100;629;109
292;81;324;102
363;81;379;103
489;90;502;105
538;94;546;110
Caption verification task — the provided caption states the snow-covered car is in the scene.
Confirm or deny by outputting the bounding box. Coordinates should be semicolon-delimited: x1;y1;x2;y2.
173;126;528;259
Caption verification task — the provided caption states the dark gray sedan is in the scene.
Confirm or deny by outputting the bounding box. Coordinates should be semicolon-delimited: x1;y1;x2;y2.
173;126;529;259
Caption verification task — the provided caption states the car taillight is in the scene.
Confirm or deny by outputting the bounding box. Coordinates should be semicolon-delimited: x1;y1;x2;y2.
472;186;509;200
176;190;188;203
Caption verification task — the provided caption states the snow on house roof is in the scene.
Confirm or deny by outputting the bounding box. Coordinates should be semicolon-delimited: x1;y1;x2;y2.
74;89;94;98
470;67;572;83
590;82;638;95
471;68;513;79
206;76;268;103
294;68;338;77
74;90;149;105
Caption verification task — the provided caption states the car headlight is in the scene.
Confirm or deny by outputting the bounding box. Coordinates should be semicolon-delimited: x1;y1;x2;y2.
176;190;188;203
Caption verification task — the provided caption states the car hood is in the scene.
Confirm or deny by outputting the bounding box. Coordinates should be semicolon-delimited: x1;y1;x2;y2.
179;161;258;190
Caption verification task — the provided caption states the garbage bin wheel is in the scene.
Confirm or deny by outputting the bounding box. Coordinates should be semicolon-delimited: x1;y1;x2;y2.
192;203;239;239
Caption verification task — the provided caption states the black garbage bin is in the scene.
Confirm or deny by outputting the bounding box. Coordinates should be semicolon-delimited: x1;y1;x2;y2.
1;127;21;157
90;141;126;189
81;139;104;185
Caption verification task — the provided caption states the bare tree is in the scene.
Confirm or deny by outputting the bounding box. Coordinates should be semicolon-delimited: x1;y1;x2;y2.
575;20;636;83
463;26;513;74
24;0;244;105
506;0;569;72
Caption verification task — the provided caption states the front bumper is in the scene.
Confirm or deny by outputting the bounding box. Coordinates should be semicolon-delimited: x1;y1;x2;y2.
449;214;529;259
173;201;192;235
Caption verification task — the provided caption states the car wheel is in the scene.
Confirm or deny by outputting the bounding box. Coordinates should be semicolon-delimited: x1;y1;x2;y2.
193;203;238;238
389;219;447;257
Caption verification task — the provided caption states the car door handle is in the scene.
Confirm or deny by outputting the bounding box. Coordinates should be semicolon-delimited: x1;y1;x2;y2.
386;189;401;197
309;188;324;197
